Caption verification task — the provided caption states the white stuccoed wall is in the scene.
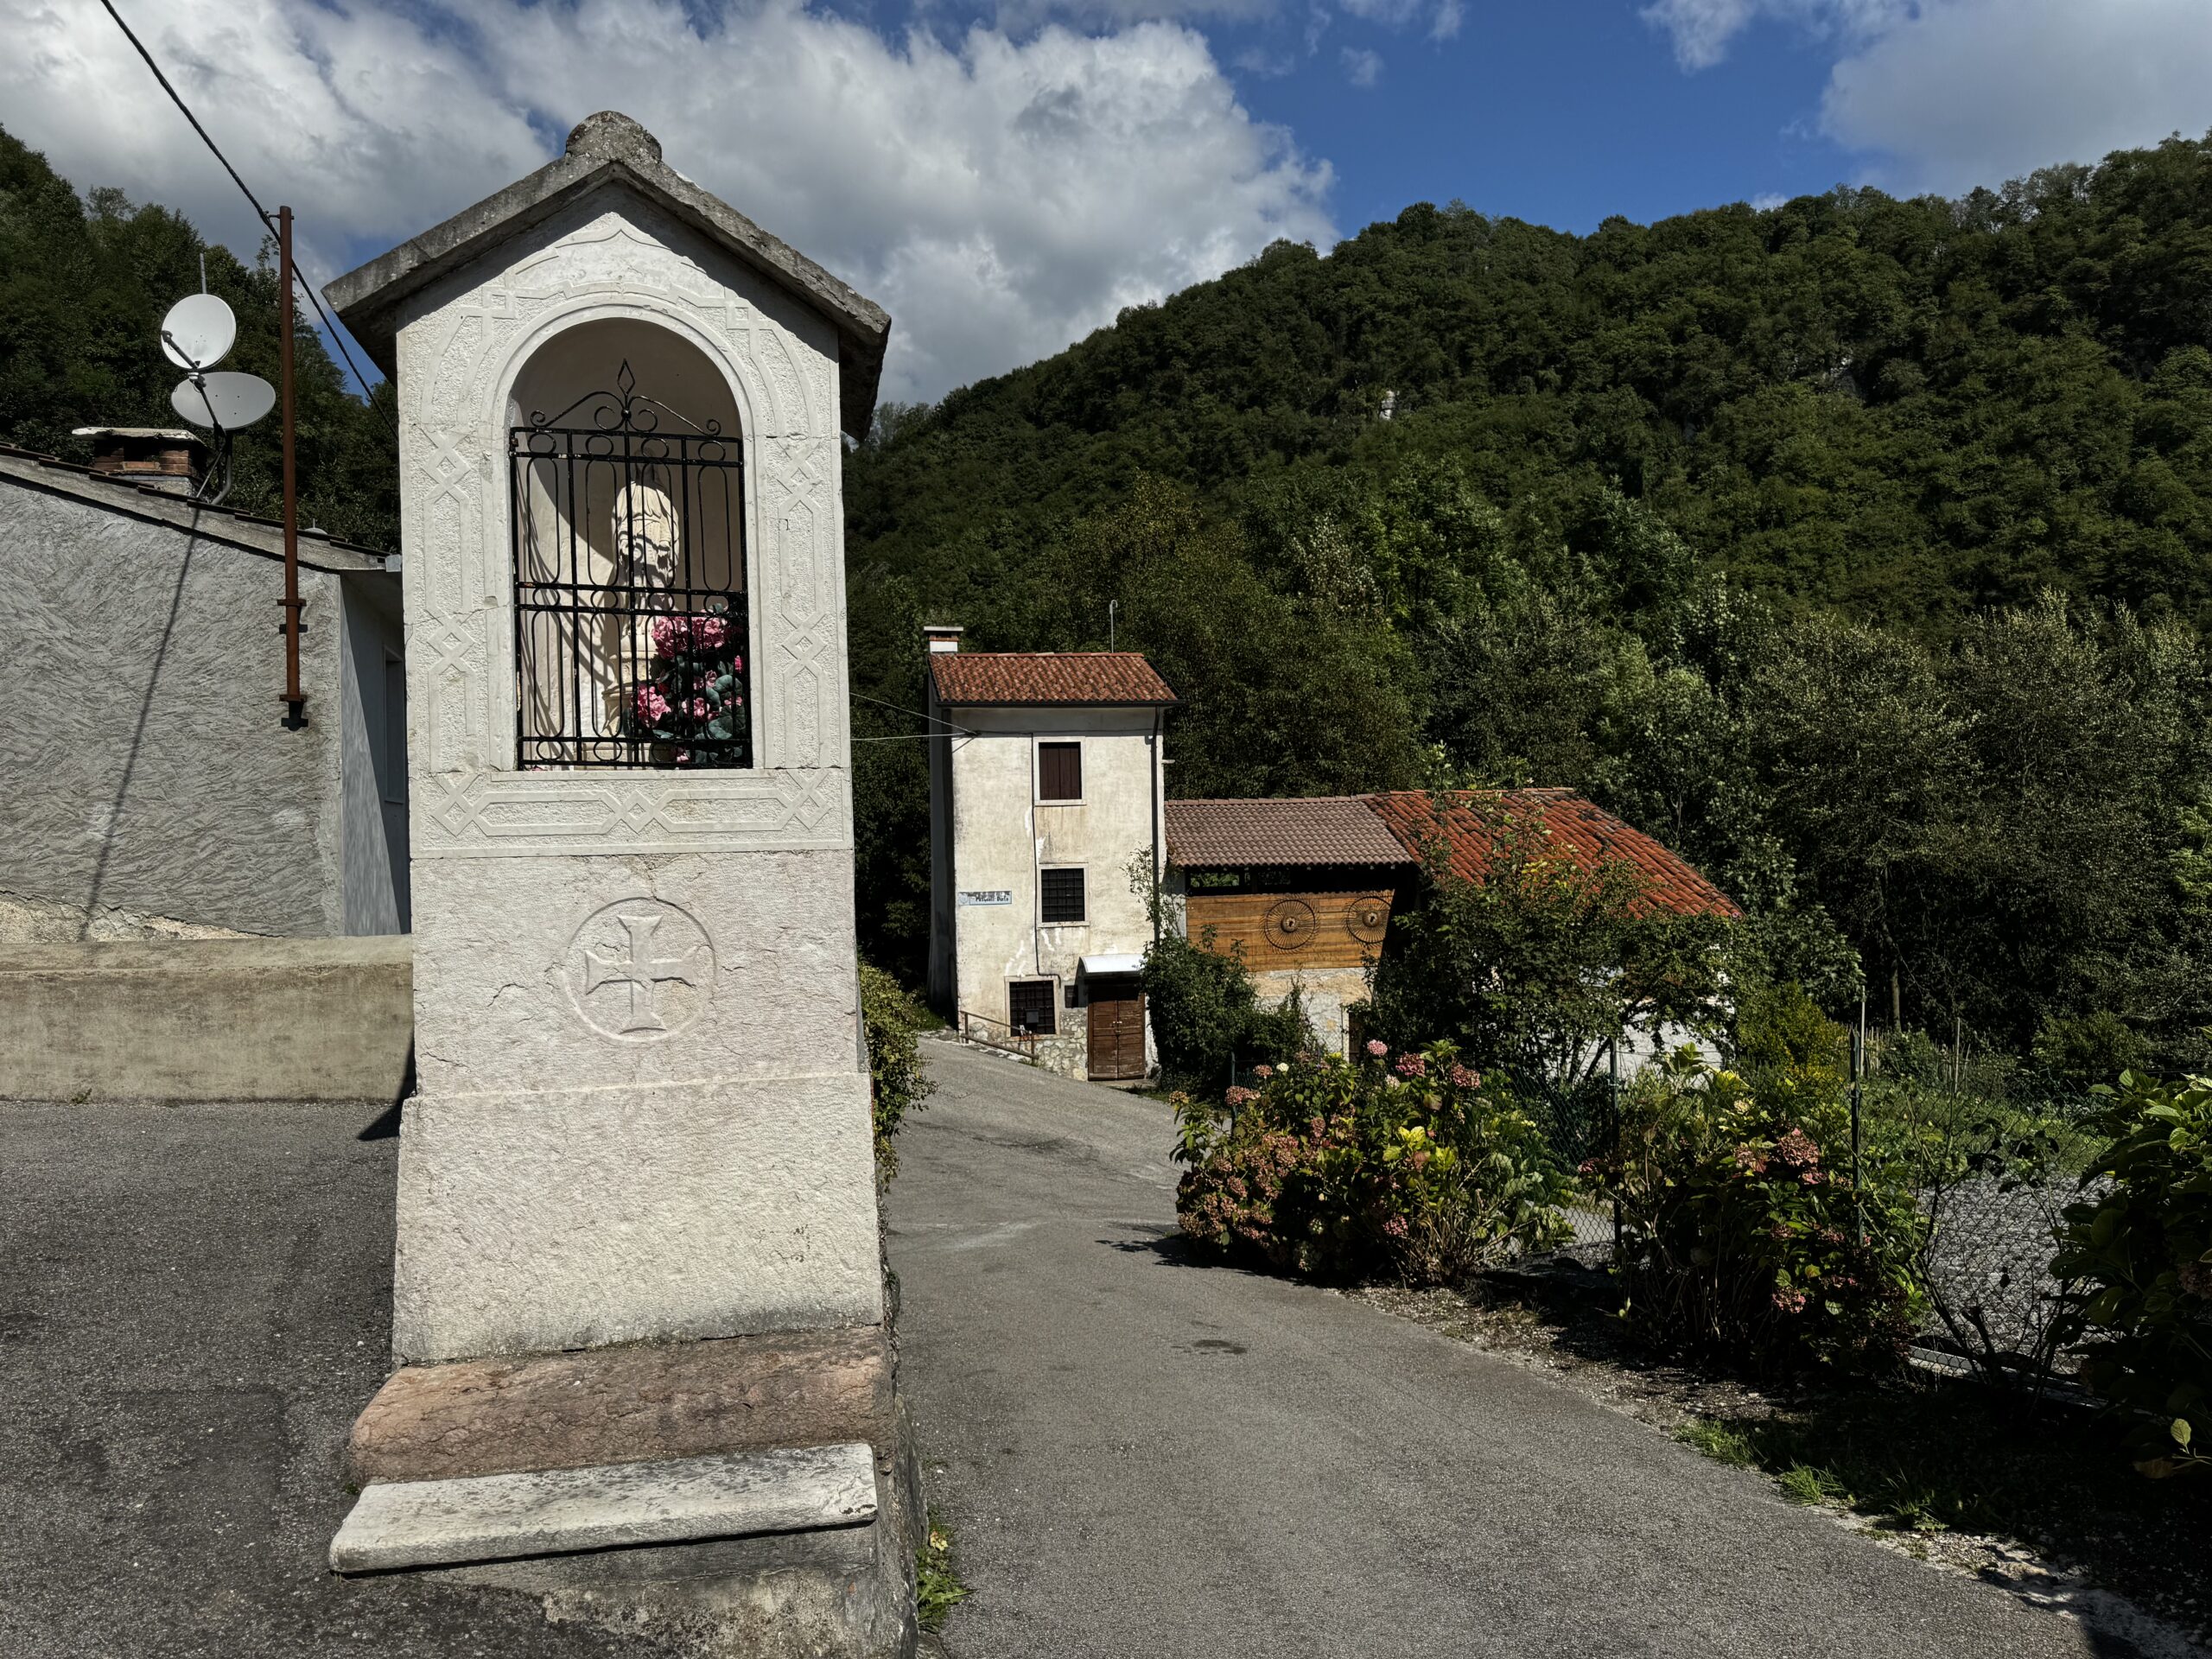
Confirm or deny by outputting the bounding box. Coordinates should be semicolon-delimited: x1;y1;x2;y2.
944;706;1162;1068
387;192;879;1363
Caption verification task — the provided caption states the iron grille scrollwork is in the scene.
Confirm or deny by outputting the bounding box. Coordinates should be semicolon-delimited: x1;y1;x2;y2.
509;360;750;768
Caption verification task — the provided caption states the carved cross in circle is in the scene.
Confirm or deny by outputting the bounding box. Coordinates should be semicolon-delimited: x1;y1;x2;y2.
582;911;709;1033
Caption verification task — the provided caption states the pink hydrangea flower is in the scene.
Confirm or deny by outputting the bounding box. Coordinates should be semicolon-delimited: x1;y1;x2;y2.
1365;1039;1388;1058
1770;1288;1808;1314
1224;1085;1257;1109
1253;1064;1273;1080
693;614;731;653
1447;1064;1479;1090
1394;1053;1427;1079
633;684;671;723
687;697;710;719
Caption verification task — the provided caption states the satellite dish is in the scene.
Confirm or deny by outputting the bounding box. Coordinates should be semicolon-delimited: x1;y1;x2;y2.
160;294;236;371
172;371;276;431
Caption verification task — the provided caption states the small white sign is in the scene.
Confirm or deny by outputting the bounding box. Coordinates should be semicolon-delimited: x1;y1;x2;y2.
958;889;1014;907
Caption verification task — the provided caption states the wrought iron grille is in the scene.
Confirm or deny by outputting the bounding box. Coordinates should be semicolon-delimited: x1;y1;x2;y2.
510;361;750;768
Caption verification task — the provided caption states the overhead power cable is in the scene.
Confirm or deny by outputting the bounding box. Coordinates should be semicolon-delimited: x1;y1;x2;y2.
97;0;397;437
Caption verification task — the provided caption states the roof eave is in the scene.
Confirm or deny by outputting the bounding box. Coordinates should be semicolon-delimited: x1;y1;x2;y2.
937;697;1182;709
324;143;890;440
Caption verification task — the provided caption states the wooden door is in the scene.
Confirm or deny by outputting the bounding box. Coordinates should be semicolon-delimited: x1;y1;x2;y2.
1085;977;1147;1081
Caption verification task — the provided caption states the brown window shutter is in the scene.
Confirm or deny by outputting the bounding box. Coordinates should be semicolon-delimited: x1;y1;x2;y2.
1039;741;1082;800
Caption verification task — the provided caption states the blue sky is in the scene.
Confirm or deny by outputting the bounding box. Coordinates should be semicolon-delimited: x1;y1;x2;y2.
5;0;2209;401
1201;3;1850;236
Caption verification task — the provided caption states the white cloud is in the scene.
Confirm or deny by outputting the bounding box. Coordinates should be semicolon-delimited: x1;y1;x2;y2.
1819;0;2212;194
1640;0;1904;72
1340;46;1383;88
1334;0;1460;44
0;0;1334;403
1644;0;2212;197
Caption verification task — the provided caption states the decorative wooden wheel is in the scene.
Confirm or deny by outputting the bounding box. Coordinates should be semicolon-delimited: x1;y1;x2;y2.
1346;894;1390;944
1263;897;1318;951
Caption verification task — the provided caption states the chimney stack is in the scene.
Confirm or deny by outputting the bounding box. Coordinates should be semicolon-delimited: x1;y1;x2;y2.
923;624;963;655
75;428;207;497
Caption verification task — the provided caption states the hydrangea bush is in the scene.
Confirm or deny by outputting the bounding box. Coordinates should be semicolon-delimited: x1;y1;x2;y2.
1585;1041;1927;1373
1174;1040;1573;1283
627;612;747;766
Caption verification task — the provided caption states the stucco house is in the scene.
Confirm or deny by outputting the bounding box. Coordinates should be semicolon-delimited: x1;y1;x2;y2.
0;429;408;940
924;629;1175;1079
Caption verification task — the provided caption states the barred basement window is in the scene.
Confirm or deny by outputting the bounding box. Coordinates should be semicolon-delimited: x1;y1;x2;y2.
1040;867;1086;925
511;360;750;768
1008;978;1056;1035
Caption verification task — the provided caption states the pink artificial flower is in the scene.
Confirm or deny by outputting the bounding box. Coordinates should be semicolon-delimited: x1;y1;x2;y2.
1365;1039;1389;1058
1394;1053;1427;1079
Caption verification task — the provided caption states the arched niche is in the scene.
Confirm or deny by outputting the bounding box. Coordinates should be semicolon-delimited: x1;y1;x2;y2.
505;318;753;771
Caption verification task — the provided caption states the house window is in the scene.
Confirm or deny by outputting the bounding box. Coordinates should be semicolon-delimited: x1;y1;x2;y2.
1008;978;1057;1035
1038;741;1082;801
1040;867;1086;925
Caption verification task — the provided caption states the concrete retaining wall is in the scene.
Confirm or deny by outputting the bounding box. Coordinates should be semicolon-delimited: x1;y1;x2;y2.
0;936;412;1102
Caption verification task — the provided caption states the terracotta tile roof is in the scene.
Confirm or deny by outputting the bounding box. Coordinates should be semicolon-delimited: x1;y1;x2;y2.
930;652;1178;707
1364;789;1741;920
1166;797;1415;868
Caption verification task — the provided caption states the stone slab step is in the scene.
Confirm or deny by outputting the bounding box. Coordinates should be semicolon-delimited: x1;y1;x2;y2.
329;1441;876;1573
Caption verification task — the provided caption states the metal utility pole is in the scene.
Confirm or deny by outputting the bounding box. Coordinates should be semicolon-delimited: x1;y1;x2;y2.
278;205;306;724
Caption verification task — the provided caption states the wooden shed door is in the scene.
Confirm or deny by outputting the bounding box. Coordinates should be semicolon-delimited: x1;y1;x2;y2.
1086;977;1147;1081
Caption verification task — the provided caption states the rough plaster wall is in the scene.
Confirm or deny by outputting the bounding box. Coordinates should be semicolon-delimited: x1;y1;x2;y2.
947;708;1160;1032
0;488;346;937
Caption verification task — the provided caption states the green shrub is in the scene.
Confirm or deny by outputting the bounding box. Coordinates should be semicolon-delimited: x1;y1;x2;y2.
861;962;934;1179
2032;1011;2151;1090
1586;1027;1927;1374
1143;930;1310;1091
1174;1040;1572;1282
2054;1069;2212;1475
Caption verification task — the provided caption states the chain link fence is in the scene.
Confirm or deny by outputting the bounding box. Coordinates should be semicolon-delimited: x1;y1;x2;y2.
1505;1028;2110;1378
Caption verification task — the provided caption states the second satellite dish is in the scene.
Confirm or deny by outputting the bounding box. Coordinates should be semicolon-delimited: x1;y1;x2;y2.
172;371;276;431
160;294;236;371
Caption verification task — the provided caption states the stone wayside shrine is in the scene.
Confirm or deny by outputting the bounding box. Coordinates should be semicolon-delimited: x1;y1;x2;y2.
321;114;918;1653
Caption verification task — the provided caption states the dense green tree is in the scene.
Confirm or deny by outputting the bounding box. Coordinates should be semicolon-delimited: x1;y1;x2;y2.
0;128;396;549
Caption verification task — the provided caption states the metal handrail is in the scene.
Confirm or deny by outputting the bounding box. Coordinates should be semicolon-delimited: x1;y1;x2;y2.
957;1007;1040;1062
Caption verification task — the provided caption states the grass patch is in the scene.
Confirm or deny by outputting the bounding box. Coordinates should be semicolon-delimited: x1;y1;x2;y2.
915;1510;970;1634
1674;1370;2212;1623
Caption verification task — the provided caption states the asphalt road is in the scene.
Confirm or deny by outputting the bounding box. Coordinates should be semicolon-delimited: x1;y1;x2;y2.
886;1040;2129;1659
0;1097;665;1659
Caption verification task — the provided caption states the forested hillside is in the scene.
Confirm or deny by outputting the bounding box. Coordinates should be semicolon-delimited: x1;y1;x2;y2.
10;118;2212;1065
0;129;397;549
846;135;2212;1067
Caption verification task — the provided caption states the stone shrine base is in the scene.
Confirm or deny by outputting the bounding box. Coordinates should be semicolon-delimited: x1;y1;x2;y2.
332;1325;921;1658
